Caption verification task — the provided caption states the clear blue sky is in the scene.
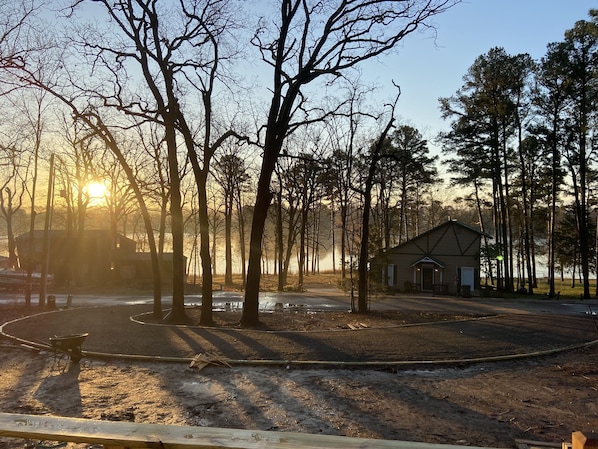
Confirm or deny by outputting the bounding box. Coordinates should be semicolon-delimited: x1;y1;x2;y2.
365;0;595;148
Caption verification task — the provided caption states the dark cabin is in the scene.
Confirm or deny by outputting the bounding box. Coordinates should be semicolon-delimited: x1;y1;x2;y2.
374;220;489;296
16;230;182;287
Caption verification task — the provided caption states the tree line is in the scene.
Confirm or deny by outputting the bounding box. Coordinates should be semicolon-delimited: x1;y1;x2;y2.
0;1;595;328
0;0;460;325
440;10;598;299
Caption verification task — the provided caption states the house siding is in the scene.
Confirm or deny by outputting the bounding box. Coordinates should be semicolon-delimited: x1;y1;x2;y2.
373;220;487;296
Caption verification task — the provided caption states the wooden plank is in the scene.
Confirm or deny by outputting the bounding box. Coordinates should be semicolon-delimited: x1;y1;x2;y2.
515;438;561;448
0;412;497;449
572;432;598;449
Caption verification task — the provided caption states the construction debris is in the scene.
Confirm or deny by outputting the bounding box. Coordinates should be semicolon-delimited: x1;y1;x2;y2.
515;433;598;449
346;322;369;329
571;431;598;449
515;438;562;449
189;352;231;371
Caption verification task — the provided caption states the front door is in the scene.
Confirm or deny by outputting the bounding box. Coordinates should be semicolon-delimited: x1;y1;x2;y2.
421;267;434;291
461;267;475;290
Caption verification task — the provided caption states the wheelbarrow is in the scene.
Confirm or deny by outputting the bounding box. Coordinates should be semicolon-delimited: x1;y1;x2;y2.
49;333;88;363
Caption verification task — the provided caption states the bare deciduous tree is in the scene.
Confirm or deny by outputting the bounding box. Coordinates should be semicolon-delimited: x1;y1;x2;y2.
0;144;28;268
356;93;399;312
213;150;250;287
241;0;460;326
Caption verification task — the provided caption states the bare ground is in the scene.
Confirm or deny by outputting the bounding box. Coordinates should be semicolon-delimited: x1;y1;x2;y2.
0;304;597;449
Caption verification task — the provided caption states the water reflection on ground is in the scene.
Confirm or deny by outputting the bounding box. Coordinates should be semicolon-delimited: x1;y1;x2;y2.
1;289;598;318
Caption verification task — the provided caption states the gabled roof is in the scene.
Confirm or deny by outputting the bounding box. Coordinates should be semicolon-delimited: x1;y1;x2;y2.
410;255;445;268
388;219;491;253
16;229;133;242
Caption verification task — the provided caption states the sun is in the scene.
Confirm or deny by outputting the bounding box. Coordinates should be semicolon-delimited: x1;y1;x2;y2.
85;181;109;205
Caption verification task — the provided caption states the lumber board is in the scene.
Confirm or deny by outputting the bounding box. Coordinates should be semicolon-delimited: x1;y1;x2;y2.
0;412;498;449
572;431;598;449
515;438;561;448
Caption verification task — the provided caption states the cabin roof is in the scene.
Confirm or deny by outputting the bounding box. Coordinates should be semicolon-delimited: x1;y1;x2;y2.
410;255;445;268
388;219;491;253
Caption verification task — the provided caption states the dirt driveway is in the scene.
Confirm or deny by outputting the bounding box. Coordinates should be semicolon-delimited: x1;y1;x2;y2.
3;304;597;363
0;303;597;449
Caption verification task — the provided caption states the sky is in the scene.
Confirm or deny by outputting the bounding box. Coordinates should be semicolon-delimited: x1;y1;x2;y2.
366;0;596;151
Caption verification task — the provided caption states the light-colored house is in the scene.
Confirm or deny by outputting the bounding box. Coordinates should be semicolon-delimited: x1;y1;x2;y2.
375;219;489;296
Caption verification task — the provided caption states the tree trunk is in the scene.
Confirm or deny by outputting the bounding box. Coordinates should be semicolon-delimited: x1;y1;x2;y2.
501;133;514;293
357;109;396;313
357;187;372;313
25;113;42;308
474;181;493;286
224;188;233;286
579;126;591;299
241;165;275;326
340;202;348;280
331;201;336;274
101;126;163;318
198;171;214;325
5;208;17;269
548;116;559;298
38;154;54;308
164;124;187;324
236;189;247;288
517;127;533;295
276;184;285;292
298;205;308;291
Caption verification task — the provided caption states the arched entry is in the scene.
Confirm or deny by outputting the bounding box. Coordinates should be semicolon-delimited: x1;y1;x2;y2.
411;256;445;292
